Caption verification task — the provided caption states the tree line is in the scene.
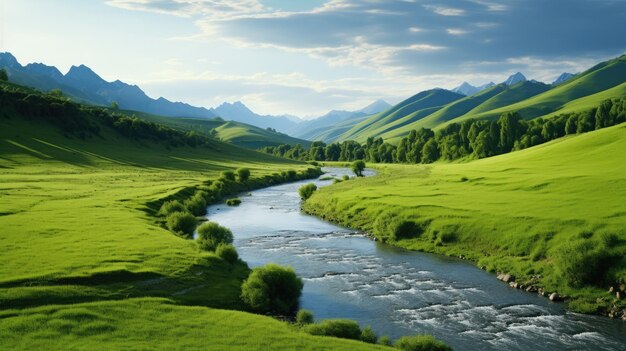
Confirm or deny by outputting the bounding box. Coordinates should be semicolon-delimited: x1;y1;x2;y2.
260;97;626;164
0;83;216;148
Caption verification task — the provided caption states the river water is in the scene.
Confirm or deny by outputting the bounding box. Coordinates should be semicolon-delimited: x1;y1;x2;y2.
205;167;626;351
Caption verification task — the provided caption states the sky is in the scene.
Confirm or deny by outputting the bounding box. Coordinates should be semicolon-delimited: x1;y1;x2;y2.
2;0;626;118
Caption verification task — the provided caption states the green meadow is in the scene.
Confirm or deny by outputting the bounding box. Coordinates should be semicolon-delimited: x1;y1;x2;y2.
304;123;626;313
0;97;390;349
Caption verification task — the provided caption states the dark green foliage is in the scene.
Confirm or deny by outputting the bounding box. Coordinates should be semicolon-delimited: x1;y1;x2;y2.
304;319;361;340
241;264;303;315
236;168;251;182
360;326;378;344
197;222;234;251
184;192;208;216
215;243;239;264
226;198;242;206
220;171;236;182
378;336;392;346
394;335;452;351
158;200;185;216
373;213;422;242
556;238;615;287
259;97;626;165
166;211;197;238
296;309;314;325
298;183;317;200
0;68;8;82
352;160;366;177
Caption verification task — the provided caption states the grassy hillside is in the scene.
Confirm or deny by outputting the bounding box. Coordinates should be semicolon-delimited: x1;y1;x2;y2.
440;54;626;127
0;84;389;350
0;298;391;350
324;55;626;144
338;89;463;142
305;124;626;314
119;110;310;149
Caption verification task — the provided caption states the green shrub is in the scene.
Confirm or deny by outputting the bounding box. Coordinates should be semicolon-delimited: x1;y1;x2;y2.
360;326;378;344
158;200;185;216
319;176;334;181
556;239;614;287
378;336;392;346
394;335;452;351
220;171;236;181
236;168;251;182
184;192;208;216
342;175;350;181
197;222;234;251
216;243;239;264
226;198;242;206
373;213;421;242
166;211;197;238
295;309;314;325
298;183;317;200
352;160;365;177
286;170;297;181
241;263;303;315
304;319;361;340
0;68;8;82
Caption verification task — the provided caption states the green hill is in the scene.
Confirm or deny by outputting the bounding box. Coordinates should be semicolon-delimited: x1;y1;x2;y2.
119;110;310;149
338;89;464;142
305;123;626;314
439;54;626;127
0;82;389;350
324;55;626;144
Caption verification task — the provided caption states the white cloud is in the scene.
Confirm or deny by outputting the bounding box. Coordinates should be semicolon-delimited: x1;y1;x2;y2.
105;0;264;19
447;28;468;35
425;5;465;16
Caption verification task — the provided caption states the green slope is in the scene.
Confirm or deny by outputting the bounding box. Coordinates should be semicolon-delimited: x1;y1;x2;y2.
338;89;464;142
0;84;394;350
444;54;626;126
121;110;310;149
305;124;626;313
0;298;390;351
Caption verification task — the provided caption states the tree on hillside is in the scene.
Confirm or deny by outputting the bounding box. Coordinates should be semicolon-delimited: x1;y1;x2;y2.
0;69;8;82
241;264;303;315
421;139;440;163
111;101;120;110
498;112;523;152
352;160;366;177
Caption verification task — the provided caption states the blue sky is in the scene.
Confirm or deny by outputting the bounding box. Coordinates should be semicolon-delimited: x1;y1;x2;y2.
2;0;625;117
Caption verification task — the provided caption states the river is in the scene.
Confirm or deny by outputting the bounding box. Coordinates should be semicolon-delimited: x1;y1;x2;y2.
205;167;626;351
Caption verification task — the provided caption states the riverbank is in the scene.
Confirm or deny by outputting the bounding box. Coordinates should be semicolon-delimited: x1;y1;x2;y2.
303;125;626;319
0;115;390;350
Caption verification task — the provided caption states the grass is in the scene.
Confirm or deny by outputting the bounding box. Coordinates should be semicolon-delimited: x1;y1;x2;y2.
122;110;310;148
0;298;391;351
0;108;394;350
304;124;626;314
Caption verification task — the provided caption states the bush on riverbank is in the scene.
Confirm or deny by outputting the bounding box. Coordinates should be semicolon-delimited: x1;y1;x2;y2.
197;222;234;251
394;335;452;351
298;183;317;200
296;309;314;325
166;211;198;238
304;319;362;340
373;212;422;242
241;264;303;315
185;191;209;216
236;168;251;182
216;243;239;264
158;200;185;216
226;198;242;206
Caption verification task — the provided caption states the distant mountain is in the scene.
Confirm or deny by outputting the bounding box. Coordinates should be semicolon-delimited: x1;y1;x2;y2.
504;72;527;86
0;52;218;119
452;82;495;96
288;100;391;140
553;72;576;85
210;101;297;133
358;99;392;115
